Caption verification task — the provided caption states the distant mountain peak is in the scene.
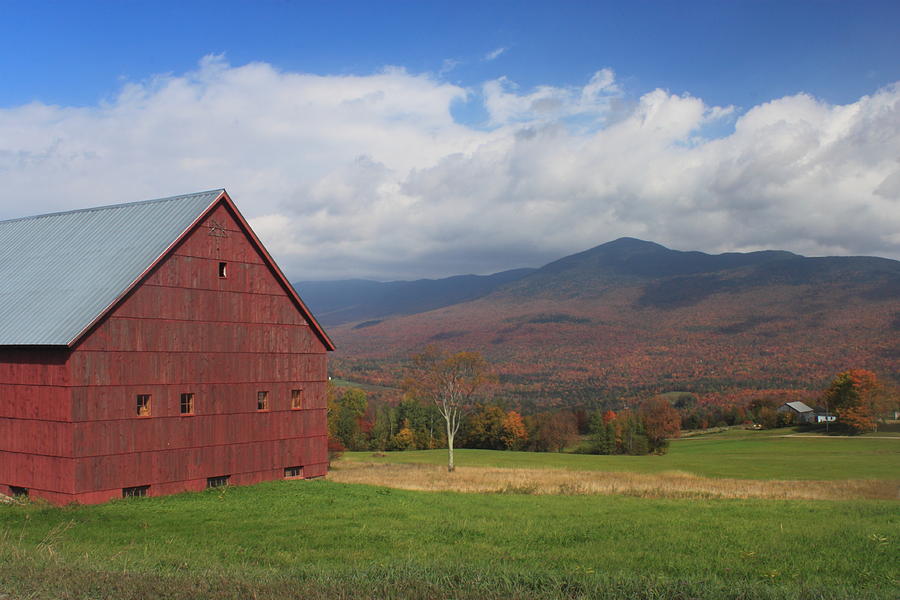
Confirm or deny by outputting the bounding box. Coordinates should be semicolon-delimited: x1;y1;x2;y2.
601;237;665;249
528;238;805;283
588;237;670;256
538;237;670;275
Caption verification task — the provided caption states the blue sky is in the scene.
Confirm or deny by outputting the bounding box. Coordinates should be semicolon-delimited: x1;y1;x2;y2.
4;1;897;115
1;1;899;279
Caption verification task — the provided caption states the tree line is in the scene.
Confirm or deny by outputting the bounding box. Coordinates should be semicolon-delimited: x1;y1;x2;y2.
328;349;898;468
328;347;685;465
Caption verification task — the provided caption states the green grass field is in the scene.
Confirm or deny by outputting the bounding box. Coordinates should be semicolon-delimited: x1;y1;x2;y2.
1;480;898;599
329;377;398;393
345;428;900;480
1;429;897;599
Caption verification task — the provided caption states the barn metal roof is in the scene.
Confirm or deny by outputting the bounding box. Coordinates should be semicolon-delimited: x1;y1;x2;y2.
783;401;814;413
0;190;222;345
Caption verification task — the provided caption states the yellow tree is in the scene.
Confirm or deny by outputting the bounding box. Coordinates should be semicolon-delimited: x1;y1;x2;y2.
404;346;493;472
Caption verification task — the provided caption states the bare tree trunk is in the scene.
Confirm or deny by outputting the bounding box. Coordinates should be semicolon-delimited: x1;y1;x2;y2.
446;420;455;472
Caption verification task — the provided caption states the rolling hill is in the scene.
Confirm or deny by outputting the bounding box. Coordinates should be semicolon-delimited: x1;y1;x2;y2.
297;238;900;408
297;268;535;326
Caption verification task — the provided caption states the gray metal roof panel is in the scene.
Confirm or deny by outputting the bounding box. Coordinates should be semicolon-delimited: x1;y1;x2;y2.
784;401;814;413
0;190;222;345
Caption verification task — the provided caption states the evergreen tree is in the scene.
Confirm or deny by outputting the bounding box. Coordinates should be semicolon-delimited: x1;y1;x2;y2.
588;410;616;455
599;421;617;454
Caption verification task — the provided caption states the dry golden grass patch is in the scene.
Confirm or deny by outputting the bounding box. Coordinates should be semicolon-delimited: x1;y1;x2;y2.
328;461;898;501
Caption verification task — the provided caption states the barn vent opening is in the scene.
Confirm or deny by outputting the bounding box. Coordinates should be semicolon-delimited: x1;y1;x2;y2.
291;388;303;409
180;393;195;415
284;466;303;479
207;475;230;488
257;391;269;411
218;262;227;278
136;394;151;417
122;485;149;498
10;486;28;498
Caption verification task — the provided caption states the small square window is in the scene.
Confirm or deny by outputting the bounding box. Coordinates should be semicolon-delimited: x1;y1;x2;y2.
207;475;229;488
218;262;227;278
122;485;149;498
257;391;269;411
180;393;195;415
284;466;303;478
10;486;28;498
136;394;151;417
291;389;303;410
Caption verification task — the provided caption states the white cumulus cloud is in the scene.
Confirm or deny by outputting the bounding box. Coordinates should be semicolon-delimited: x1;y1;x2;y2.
0;56;897;280
482;68;622;126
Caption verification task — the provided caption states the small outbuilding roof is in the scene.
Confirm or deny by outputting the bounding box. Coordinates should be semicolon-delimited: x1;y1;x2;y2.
782;401;814;413
0;189;334;349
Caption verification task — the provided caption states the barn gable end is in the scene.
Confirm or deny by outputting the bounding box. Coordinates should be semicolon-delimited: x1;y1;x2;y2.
0;190;332;504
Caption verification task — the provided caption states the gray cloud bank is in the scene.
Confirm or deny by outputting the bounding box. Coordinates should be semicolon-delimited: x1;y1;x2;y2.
1;56;898;280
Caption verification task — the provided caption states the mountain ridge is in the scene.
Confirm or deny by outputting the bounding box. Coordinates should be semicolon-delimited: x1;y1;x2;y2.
308;238;899;406
296;238;898;324
296;267;536;326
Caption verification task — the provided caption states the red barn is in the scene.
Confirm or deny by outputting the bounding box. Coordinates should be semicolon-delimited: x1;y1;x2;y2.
0;189;334;504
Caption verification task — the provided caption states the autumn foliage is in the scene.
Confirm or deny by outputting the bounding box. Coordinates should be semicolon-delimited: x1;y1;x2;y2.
822;369;895;434
329;338;897;457
639;396;682;451
329;257;899;415
501;410;528;450
461;405;528;450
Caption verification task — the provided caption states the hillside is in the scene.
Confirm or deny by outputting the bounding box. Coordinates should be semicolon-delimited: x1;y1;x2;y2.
296;268;535;326
315;238;900;408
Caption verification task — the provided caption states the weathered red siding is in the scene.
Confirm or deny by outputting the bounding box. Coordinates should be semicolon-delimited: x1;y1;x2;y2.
0;198;329;504
0;348;74;499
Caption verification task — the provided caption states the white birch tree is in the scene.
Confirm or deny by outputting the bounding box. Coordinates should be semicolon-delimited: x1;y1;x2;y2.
405;346;491;472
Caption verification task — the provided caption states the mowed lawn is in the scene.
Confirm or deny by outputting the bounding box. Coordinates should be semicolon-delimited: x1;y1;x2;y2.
343;429;900;480
0;479;898;599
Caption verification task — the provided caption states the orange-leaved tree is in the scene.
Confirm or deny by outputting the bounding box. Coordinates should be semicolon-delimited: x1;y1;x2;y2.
404;346;494;472
501;410;528;450
823;369;895;433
